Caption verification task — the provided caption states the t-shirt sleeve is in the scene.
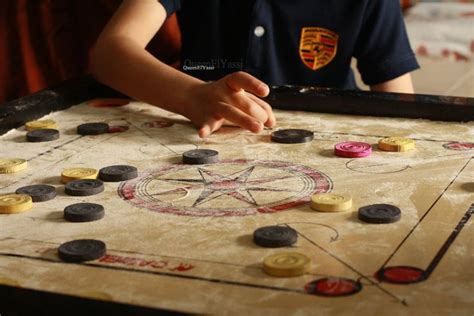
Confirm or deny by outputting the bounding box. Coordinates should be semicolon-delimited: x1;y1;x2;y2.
158;0;182;17
354;0;419;85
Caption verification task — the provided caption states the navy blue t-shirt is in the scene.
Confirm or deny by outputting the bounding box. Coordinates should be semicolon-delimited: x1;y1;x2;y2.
159;0;419;89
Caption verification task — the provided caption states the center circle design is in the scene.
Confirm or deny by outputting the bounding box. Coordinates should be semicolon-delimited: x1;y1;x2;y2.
118;159;332;217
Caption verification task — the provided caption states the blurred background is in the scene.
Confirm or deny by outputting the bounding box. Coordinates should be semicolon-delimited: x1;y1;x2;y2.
0;0;473;105
356;0;474;97
0;0;181;104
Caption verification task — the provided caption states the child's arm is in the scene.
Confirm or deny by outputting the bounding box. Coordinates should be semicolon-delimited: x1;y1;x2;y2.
370;73;414;94
90;0;275;138
355;0;419;95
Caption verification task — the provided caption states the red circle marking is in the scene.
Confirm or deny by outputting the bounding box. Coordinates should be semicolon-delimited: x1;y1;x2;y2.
87;98;130;108
108;126;129;133
443;142;474;151
304;278;362;296
376;266;426;284
118;160;332;217
141;120;174;129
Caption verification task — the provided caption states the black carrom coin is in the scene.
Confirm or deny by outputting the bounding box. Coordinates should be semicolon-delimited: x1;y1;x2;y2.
99;165;138;182
77;122;110;135
15;184;57;202
358;204;401;224
253;225;298;248
64;179;104;196
64;203;105;222
271;129;314;144
182;149;219;164
58;239;106;262
26;129;60;142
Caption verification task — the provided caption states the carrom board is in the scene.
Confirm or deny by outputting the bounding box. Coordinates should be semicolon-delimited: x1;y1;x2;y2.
0;98;473;315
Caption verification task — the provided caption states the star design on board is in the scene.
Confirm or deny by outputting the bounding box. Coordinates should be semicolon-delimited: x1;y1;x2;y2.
152;166;300;207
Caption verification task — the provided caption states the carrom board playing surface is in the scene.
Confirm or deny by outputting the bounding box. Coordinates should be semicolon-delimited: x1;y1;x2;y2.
0;99;473;315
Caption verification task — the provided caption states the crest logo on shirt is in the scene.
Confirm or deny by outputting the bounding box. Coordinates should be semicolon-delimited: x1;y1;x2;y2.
299;27;338;71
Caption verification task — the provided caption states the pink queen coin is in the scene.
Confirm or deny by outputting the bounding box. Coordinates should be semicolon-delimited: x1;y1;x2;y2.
335;142;372;158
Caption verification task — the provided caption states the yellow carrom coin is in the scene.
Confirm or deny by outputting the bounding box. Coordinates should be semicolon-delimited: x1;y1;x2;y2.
0;158;27;174
378;137;415;152
0;194;33;214
61;168;99;184
310;193;352;212
25;119;58;131
263;252;311;277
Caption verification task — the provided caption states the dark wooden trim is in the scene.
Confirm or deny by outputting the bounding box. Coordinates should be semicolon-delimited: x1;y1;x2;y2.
0;284;187;316
265;86;474;122
0;75;123;135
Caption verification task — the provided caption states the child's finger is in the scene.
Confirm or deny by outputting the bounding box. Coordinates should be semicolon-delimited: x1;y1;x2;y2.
225;72;269;97
246;93;276;127
215;101;263;133
199;117;225;138
198;124;211;138
232;94;269;124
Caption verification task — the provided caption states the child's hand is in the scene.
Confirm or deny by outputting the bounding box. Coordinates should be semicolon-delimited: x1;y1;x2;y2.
184;71;276;138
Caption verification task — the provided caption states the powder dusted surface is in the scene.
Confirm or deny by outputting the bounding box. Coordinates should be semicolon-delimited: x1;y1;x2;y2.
0;101;473;315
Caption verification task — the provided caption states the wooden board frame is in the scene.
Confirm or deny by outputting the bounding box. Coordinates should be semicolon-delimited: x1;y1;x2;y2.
1;76;473;136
